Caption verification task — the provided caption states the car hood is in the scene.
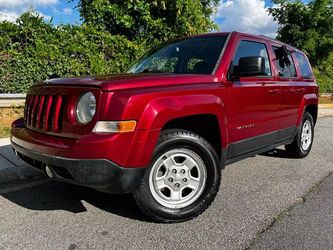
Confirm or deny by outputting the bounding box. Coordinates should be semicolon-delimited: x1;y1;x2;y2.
37;73;217;91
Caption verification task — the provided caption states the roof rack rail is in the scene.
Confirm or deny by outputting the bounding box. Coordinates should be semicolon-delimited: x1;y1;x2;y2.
259;34;274;39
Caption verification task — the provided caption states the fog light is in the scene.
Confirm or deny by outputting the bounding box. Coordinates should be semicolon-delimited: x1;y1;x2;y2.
45;166;53;178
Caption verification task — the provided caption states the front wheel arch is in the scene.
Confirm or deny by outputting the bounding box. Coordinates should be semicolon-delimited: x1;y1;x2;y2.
133;129;221;223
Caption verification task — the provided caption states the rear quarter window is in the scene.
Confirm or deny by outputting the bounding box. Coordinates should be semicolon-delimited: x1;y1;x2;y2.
272;46;297;78
295;52;314;79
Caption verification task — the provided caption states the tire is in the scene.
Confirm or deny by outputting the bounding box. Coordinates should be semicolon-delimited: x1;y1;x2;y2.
133;129;221;223
285;112;314;158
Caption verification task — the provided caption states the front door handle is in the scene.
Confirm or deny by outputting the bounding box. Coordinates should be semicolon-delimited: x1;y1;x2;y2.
268;89;280;95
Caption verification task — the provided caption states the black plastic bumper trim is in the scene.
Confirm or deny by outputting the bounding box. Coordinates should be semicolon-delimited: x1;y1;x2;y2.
11;140;146;194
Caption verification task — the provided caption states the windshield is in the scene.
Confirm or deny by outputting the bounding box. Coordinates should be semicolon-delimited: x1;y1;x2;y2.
127;35;228;75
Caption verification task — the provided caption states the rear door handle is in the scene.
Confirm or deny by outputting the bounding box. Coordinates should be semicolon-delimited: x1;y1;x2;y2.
268;89;280;95
296;88;305;94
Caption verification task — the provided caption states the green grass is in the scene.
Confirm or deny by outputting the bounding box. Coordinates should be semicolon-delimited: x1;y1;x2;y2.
0;125;10;138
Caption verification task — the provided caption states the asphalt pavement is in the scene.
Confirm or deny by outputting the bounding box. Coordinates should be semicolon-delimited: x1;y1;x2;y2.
0;138;46;194
0;117;332;250
253;174;333;250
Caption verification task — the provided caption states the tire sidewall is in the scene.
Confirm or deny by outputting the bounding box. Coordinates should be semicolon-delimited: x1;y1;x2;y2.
297;112;314;156
136;131;220;222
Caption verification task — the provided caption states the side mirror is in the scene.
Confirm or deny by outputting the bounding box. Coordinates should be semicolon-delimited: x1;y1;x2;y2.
237;56;266;77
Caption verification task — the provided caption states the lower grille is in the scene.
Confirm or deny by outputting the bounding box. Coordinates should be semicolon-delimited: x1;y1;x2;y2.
24;94;66;133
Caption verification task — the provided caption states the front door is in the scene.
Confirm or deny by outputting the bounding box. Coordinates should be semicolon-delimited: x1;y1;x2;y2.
226;40;281;159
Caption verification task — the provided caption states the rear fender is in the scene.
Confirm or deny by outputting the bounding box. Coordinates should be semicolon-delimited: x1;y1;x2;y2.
297;94;318;126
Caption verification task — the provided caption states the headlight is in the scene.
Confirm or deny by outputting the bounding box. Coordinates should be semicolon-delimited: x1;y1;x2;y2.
75;92;96;124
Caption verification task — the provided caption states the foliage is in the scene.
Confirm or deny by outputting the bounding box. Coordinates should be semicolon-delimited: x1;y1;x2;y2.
1;0;219;93
269;0;333;92
76;0;219;42
313;54;333;93
0;12;144;93
0;107;23;138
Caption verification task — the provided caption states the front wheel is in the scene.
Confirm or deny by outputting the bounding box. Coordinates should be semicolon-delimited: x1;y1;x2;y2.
285;112;314;158
134;129;221;223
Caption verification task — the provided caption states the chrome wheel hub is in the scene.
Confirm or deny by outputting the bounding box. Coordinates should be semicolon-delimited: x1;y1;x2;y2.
301;120;312;151
149;149;207;209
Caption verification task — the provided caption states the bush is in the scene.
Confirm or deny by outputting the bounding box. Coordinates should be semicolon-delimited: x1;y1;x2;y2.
313;54;333;93
313;68;333;93
0;12;145;93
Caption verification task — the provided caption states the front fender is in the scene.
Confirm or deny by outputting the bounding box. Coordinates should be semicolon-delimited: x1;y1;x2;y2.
137;94;225;130
128;94;228;166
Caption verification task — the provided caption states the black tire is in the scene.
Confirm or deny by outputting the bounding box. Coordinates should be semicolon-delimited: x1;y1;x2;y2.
285;112;314;158
133;129;221;223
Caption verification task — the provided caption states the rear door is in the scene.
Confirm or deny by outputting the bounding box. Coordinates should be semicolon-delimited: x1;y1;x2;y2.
271;45;301;140
226;39;281;159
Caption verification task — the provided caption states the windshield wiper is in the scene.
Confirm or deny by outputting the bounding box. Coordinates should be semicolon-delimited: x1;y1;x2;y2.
141;69;172;74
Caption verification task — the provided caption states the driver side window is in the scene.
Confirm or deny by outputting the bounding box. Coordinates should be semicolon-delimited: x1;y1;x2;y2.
232;40;272;77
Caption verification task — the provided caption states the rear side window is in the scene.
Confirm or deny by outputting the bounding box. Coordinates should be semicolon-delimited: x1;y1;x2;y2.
232;40;272;77
272;46;297;78
295;52;313;79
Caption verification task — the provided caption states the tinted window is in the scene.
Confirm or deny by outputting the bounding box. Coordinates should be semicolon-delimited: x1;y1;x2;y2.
295;52;313;79
273;46;297;78
128;36;227;75
232;40;271;77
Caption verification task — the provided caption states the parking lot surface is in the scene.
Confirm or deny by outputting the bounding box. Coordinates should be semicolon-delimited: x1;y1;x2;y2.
0;117;332;249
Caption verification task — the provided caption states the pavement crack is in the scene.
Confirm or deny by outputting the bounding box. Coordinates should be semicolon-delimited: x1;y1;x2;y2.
245;171;333;250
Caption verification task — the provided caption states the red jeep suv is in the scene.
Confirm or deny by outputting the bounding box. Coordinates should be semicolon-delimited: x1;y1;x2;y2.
11;32;318;222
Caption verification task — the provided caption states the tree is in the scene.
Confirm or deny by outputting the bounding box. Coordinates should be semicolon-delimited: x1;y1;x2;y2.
76;0;219;42
0;11;142;93
268;0;333;65
269;0;333;92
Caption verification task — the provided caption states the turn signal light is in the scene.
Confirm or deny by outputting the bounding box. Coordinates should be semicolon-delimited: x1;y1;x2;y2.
93;120;136;133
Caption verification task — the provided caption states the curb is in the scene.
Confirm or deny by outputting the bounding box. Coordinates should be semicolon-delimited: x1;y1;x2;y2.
318;108;333;118
0;138;10;146
319;104;333;109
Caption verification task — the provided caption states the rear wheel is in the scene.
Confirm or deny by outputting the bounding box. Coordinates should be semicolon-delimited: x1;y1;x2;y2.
285;112;314;158
134;129;221;223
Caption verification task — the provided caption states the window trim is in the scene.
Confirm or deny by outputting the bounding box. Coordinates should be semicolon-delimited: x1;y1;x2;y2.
212;32;232;75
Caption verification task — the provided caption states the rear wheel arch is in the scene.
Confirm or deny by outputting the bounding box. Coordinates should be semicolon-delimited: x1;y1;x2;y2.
297;94;318;127
285;112;314;158
304;104;318;125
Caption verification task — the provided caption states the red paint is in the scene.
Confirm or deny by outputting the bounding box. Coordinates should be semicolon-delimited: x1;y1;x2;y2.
44;95;53;130
36;95;45;128
11;32;318;168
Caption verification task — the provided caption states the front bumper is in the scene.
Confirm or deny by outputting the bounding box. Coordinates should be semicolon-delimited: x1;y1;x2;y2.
11;140;146;194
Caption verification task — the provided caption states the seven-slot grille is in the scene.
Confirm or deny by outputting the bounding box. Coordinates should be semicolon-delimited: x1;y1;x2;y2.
24;94;66;132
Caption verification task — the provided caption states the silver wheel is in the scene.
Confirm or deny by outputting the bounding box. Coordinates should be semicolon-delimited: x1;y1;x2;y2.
149;148;207;209
301;120;312;151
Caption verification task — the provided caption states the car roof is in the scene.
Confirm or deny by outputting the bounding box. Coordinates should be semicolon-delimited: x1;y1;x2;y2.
232;31;300;51
189;31;302;54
